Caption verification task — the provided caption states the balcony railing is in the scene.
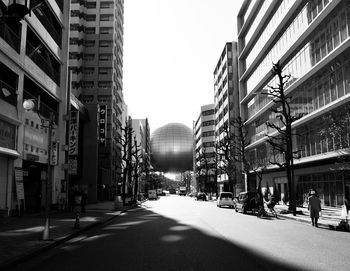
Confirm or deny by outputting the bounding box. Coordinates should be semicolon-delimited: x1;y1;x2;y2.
26;42;60;85
0;24;20;53
33;10;61;47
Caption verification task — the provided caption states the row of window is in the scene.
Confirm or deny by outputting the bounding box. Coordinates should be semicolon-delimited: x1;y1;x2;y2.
245;0;295;69
248;50;350;133
69;53;114;61
244;0;274;50
245;0;334;96
296;103;350;158
247;6;350;122
24;144;48;156
202;109;215;116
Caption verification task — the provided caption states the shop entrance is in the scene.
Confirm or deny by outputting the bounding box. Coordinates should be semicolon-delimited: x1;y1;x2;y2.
23;161;45;212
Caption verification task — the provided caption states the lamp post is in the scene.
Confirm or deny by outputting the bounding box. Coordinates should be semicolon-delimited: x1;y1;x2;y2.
0;0;31;22
23;98;55;240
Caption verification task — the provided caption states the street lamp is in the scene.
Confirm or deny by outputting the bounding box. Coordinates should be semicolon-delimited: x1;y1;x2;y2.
23;97;55;240
0;0;31;22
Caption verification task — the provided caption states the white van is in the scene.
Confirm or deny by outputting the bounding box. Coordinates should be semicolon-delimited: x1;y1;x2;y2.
148;190;158;200
217;192;234;208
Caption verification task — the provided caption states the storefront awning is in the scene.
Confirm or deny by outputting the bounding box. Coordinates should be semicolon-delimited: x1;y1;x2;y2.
0;147;20;159
70;94;89;121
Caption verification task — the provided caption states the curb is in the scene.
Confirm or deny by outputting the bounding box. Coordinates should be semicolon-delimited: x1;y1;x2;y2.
276;213;334;228
0;208;129;270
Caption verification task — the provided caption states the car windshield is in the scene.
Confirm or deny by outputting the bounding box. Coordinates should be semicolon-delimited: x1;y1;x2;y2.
220;193;233;199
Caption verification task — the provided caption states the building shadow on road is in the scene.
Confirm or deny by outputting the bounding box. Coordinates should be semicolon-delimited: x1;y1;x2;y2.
15;207;306;271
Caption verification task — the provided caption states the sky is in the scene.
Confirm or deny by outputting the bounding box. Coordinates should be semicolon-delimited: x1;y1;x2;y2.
123;0;244;134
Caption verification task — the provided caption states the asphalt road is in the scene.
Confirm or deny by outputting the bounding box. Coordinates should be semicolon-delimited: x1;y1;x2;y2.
13;195;350;271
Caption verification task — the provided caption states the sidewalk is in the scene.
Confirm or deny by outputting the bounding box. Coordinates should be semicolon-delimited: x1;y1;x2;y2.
208;197;346;229
270;204;343;228
0;201;134;270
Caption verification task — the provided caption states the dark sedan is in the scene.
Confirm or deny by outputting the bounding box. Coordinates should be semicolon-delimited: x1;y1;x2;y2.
196;192;207;201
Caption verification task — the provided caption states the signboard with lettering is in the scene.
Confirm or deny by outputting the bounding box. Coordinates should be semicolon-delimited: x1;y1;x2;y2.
69;111;79;155
14;168;25;200
99;105;107;146
51;141;58;165
0;119;15;149
69;157;78;175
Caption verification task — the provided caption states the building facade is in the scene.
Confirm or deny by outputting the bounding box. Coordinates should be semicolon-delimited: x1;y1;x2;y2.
194;104;216;193
0;0;70;214
238;0;350;207
69;0;125;202
213;42;241;194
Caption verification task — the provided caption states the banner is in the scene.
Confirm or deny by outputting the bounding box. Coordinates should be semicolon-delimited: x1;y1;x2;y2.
69;111;79;155
99;105;107;146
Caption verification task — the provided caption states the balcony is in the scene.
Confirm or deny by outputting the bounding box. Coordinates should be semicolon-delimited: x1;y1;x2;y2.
0;80;17;106
25;34;60;85
0;22;21;53
32;0;62;47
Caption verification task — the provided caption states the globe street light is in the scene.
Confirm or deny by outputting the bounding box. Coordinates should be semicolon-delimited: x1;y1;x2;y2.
23;96;55;240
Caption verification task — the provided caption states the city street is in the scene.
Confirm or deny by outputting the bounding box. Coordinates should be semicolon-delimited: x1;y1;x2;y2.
13;195;350;271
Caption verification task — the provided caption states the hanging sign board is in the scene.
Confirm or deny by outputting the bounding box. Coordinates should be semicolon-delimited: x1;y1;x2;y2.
99;105;107;146
14;167;25;200
51;141;58;165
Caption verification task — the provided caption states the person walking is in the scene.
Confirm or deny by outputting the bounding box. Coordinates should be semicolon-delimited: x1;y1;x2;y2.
308;190;322;227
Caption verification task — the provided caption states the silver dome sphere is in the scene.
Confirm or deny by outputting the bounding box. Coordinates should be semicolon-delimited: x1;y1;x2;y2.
151;123;193;172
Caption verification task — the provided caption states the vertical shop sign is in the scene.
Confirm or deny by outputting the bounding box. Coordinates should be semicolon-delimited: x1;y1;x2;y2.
69;111;79;155
69;156;78;175
99;105;107;146
15;167;25;213
51;141;58;165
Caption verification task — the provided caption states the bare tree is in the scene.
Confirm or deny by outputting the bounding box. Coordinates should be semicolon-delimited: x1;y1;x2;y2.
131;136;142;202
196;146;216;193
262;61;303;216
216;123;237;193
231;116;266;203
118;120;134;205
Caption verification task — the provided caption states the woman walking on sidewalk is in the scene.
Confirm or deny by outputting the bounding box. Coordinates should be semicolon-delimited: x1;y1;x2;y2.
308;190;322;227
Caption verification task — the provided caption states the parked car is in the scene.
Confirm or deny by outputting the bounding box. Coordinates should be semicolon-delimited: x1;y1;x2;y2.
148;190;158;200
234;191;259;214
217;192;235;208
196;192;207;201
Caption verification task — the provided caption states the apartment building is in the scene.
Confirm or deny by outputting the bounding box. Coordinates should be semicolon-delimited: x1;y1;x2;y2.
238;0;350;207
0;0;70;213
213;42;241;194
69;0;125;202
194;104;216;193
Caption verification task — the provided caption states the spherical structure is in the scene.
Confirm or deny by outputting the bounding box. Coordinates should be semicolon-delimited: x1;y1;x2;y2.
151;123;193;172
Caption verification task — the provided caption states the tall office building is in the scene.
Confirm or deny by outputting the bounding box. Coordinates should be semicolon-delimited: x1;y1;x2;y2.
0;1;70;213
238;0;350;207
194;104;216;193
213;42;241;194
69;0;125;202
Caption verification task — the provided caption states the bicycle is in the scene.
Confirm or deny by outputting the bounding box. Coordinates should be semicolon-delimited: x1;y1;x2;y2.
266;200;278;218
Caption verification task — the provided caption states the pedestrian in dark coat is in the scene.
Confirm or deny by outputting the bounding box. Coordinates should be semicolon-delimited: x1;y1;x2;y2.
81;191;87;213
308;190;322;227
